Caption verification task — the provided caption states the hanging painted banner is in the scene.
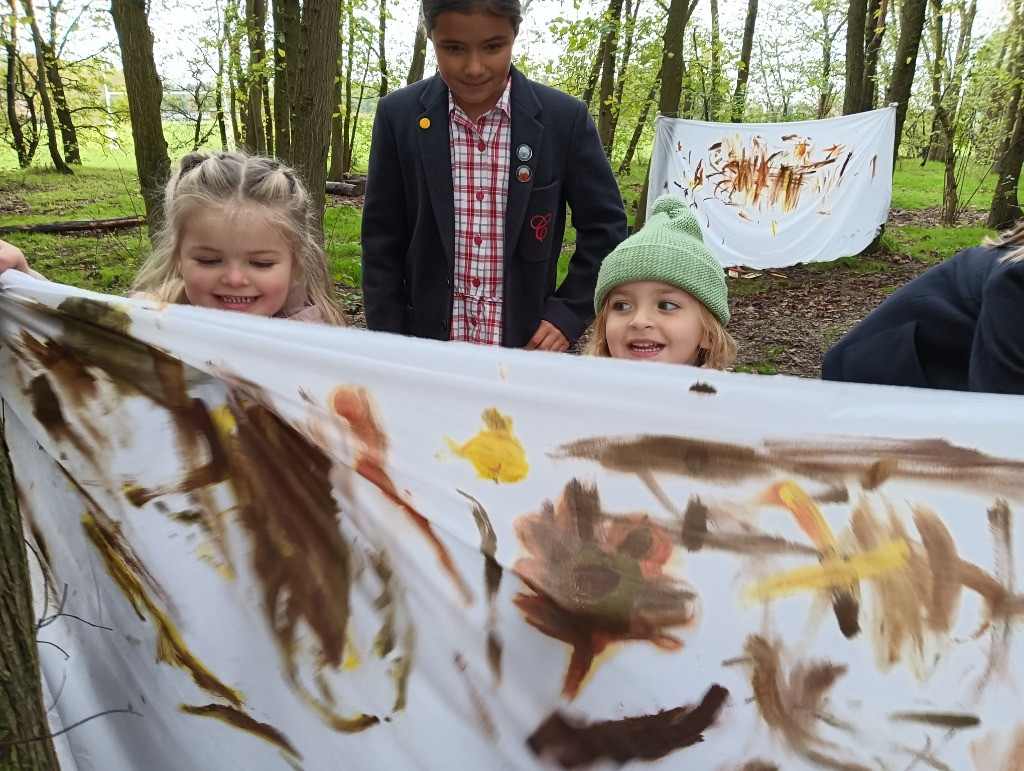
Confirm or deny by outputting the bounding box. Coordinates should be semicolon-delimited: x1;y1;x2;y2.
3;271;1024;771
647;107;896;269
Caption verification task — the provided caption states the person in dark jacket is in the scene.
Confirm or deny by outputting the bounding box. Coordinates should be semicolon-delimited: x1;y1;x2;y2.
822;223;1024;394
360;0;627;351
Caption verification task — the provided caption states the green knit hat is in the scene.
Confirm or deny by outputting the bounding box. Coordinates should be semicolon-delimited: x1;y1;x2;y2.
594;195;730;325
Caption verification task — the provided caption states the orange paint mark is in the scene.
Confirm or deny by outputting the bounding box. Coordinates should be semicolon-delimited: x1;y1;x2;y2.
330;385;473;604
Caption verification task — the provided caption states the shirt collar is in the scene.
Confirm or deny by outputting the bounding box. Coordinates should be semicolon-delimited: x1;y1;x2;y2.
447;76;513;121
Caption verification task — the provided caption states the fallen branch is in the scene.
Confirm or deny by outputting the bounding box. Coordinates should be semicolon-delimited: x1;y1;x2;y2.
0;216;145;235
326;178;366;196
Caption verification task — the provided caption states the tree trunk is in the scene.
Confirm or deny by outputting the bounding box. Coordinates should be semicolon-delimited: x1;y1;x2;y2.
406;22;426;84
635;0;696;229
988;59;1024;229
227;0;246;147
843;0;867;114
610;0;639;139
596;0;624;157
328;46;345;181
43;48;80;164
4;4;32;168
43;1;80;164
816;8;838;118
263;81;274;155
243;0;268;153
618;64;661;175
581;47;603;107
272;0;301;160
0;431;60;770
882;0;929;162
860;0;886;110
346;55;368;173
215;9;229;150
22;0;70;174
925;0;946;163
377;0;388;97
110;0;171;229
283;0;341;233
730;0;758;122
708;0;722;120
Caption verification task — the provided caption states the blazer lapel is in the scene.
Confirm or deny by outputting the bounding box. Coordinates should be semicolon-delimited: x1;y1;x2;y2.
418;74;456;268
506;67;543;262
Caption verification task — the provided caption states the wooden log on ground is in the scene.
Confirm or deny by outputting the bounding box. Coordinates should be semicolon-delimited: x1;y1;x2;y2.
0;216;145;235
326;178;366;196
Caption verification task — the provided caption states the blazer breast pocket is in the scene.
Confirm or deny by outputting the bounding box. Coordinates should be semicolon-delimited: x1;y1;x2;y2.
517;181;561;262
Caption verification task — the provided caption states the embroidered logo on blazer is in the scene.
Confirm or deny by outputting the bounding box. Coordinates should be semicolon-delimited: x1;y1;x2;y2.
530;213;552;242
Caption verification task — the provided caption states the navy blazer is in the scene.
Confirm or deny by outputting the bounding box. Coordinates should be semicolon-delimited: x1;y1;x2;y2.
822;245;1024;394
360;67;628;348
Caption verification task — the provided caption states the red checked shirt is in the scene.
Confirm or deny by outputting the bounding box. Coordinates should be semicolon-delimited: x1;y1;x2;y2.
448;79;512;345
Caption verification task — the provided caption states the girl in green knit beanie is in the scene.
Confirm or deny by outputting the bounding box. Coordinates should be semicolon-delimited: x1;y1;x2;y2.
584;194;737;368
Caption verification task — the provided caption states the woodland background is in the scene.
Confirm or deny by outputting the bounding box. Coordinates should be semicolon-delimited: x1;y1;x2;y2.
1;0;1024;764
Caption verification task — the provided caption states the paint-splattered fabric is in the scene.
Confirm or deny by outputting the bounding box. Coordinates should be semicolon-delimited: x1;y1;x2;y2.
3;271;1024;770
648;106;895;269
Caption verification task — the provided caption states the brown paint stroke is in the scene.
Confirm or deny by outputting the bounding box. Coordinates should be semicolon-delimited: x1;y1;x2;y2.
330;385;473;605
738;763;780;771
850;501;941;673
453;652;498;742
745;634;870;771
10;316;390;730
514;479;699;699
689;381;717;395
12;329;233;560
82;512;243;706
850;498;1024;686
554;434;1024;501
890;711;980;729
973;500;1016;697
527;683;728;768
22;496;59;603
179;703;301;759
459;490;504;684
680;496;820;557
704;135;845;215
221;391;381;731
368;550;415;713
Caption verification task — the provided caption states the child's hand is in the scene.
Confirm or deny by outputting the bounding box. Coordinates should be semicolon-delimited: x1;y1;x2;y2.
0;239;30;274
525;320;570;352
0;238;46;280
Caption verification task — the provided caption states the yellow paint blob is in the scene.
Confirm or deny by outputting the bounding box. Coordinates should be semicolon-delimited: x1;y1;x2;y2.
210;403;238;438
446;408;529;483
744;538;910;603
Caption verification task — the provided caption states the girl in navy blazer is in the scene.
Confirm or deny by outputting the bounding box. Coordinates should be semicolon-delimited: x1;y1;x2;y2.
822;224;1024;394
360;0;627;350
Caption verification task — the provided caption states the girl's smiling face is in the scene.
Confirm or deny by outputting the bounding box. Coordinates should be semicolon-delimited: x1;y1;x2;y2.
429;11;516;122
178;207;295;317
604;280;711;365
